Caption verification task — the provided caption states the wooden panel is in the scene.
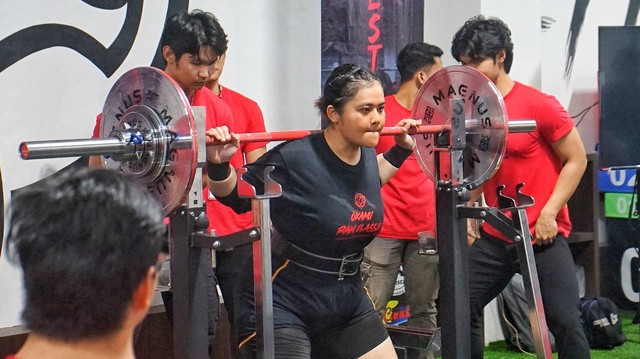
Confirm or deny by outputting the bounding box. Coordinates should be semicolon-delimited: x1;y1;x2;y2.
0;304;233;359
567;153;601;297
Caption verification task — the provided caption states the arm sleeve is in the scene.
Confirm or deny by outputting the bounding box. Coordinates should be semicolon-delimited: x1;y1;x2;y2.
538;95;575;144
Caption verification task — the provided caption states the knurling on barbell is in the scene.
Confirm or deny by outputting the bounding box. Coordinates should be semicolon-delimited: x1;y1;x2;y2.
19;66;534;216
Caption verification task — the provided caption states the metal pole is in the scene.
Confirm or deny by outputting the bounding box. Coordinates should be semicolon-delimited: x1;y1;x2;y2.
438;98;471;358
512;209;554;358
251;199;275;359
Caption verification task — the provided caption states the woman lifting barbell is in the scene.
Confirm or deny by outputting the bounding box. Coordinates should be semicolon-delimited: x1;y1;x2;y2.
205;63;420;359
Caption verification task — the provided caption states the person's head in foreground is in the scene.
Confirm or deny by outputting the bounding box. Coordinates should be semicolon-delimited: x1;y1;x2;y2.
6;167;166;359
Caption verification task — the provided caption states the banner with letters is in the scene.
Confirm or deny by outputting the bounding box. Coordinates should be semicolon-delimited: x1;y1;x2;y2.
320;0;424;96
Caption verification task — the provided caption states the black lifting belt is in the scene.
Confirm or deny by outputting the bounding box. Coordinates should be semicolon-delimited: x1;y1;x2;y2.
271;231;362;279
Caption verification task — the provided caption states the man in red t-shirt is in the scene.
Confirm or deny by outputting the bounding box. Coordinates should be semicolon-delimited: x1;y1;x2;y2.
360;42;443;340
204;49;268;357
452;16;590;359
89;10;235;355
89;13;233;167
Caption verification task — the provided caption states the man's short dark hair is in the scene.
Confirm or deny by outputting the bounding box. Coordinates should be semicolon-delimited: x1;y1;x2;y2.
160;9;228;64
396;42;443;83
6;168;166;342
451;15;514;73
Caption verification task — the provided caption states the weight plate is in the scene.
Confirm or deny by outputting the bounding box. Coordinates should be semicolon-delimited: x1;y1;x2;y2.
101;67;196;216
411;65;507;189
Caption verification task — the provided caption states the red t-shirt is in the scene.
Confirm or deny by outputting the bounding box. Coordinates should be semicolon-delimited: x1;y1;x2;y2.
205;87;268;236
482;82;575;242
191;87;234;129
375;95;436;240
92;87;233;139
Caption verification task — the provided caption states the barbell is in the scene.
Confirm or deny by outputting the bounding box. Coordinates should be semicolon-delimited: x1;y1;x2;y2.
19;66;535;216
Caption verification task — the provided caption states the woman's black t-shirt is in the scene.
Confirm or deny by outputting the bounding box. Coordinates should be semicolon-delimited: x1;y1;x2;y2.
218;132;384;258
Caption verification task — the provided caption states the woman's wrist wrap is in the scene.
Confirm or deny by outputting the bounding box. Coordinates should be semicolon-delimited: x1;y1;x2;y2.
383;145;413;168
207;161;231;181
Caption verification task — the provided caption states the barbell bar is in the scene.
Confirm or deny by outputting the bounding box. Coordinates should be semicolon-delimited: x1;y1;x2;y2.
20;119;539;161
19;125;450;160
19;66;535;215
232;119;535;144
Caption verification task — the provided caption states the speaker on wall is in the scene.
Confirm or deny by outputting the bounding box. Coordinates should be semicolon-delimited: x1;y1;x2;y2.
598;26;640;168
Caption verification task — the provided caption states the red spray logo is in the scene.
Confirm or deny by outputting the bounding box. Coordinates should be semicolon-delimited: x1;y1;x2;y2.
354;193;366;209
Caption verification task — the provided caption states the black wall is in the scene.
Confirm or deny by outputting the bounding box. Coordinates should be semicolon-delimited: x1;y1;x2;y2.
599;26;640;168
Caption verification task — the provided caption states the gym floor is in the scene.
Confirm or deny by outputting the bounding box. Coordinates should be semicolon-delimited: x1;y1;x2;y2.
483;310;639;359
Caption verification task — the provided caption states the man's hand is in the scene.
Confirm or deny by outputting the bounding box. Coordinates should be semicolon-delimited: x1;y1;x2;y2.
533;210;558;245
